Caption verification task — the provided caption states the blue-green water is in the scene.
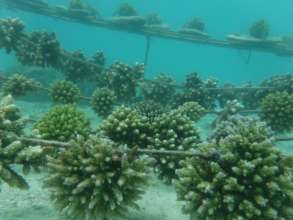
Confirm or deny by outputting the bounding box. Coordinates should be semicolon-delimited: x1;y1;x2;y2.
1;1;293;220
1;0;293;83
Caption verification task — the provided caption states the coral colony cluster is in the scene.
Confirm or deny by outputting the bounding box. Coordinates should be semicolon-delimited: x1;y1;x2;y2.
45;135;151;220
0;95;44;189
175;118;293;220
49;80;81;104
1;10;293;220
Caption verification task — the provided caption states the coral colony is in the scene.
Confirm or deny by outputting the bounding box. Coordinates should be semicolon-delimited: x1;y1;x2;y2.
1;5;293;220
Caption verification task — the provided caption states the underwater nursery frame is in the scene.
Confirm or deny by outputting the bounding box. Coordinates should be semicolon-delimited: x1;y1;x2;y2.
1;0;293;220
1;0;293;63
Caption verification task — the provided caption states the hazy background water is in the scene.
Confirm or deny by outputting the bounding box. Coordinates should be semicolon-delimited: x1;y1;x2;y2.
1;0;293;84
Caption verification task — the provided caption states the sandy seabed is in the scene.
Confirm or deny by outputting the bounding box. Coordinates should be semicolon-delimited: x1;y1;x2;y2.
0;99;292;220
0;169;187;220
0;100;189;220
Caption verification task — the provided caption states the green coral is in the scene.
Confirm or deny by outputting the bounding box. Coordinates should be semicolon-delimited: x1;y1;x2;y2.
0;18;25;53
0;95;45;189
256;74;293;103
91;87;116;118
100;106;152;149
45;135;150;220
151;110;201;183
211;115;272;144
141;74;176;106
97;61;144;103
49;80;81;104
35;105;90;141
240;74;293;109
249;19;270;39
212;99;243;128
173;73;217;109
260;91;293;132
0;95;26;142
2;74;40;97
61;50;102;82
176;101;206;122
175;119;293;220
15;31;61;68
132;100;165;123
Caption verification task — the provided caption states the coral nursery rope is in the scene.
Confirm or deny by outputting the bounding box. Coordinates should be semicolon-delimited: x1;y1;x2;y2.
18;136;293;160
18;136;219;160
0;74;269;114
3;0;293;57
1;34;275;92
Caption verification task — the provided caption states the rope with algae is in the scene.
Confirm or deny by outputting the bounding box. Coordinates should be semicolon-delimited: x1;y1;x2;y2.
0;31;275;92
0;73;264;115
18;136;293;160
18;136;221;160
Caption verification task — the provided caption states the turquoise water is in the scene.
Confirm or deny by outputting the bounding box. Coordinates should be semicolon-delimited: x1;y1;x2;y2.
1;0;293;83
1;1;293;220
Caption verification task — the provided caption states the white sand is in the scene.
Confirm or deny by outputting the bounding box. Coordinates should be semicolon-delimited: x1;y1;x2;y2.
0;170;188;220
0;100;189;220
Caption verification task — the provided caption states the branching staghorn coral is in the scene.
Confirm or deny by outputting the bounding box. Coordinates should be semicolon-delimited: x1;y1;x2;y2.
91;87;116;118
132;100;165;123
97;61;144;103
45;135;151;220
100;106;152;149
0;95;45;189
15;31;61;68
49;80;81;104
61;50;101;82
260;91;293;132
210;115;272;144
173;72;217;109
2;74;40;97
176;101;206;122
257;74;293;99
141;74;176;106
239;74;293;109
151;110;201;183
175;118;293;220
35;105;91;141
212;99;243;128
0;18;25;53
